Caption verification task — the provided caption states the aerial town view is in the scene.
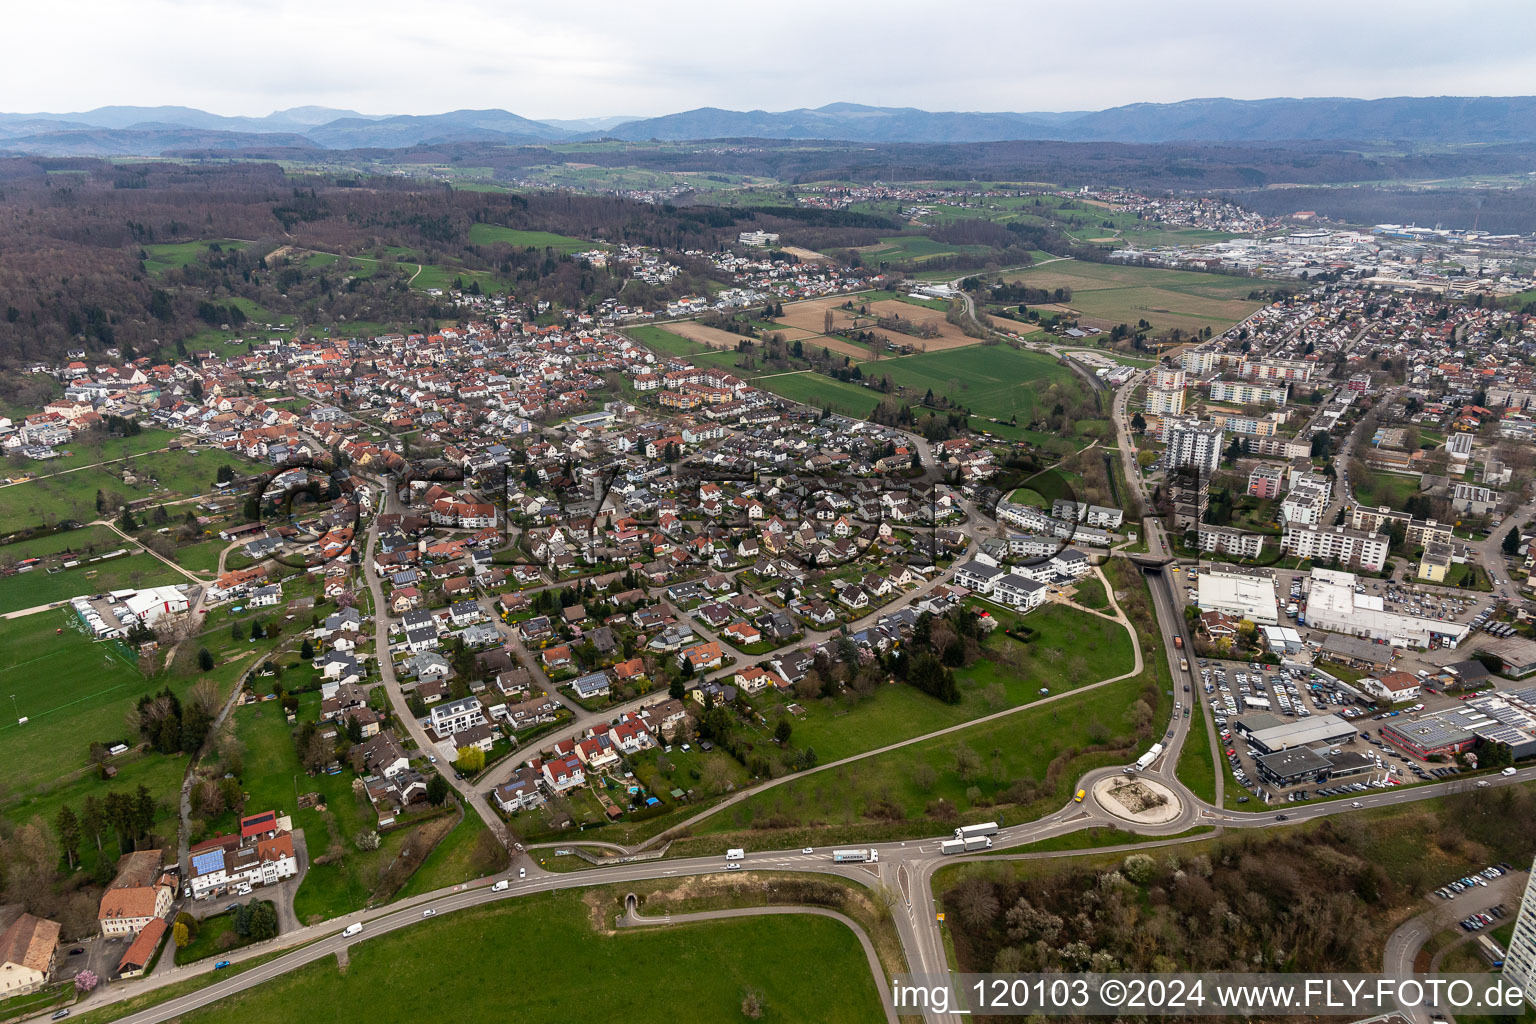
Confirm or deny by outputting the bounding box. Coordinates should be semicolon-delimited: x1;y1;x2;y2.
4;2;1536;1022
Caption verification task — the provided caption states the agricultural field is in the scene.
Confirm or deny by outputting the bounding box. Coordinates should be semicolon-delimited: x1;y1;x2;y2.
465;224;597;253
862;344;1084;426
772;294;977;354
657;319;755;351
168;891;884;1024
1002;261;1265;336
754;372;884;419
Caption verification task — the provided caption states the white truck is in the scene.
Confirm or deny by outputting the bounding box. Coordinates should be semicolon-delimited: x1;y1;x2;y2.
941;836;993;855
832;849;878;864
954;822;1000;840
725;848;745;861
1128;742;1164;773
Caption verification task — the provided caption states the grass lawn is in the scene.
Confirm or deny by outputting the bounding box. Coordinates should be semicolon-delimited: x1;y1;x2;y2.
391;811;502;900
172;890;884;1024
174;901;276;965
174;537;231;575
1070;576;1109;610
0;446;248;535
858;345;1085;427
699;668;1158;843
1004;260;1265;336
0;552;184;615
752;602;1133;767
0;612;180;794
466;224;596;253
625;323;712;358
1176;697;1218;804
1352;466;1422;510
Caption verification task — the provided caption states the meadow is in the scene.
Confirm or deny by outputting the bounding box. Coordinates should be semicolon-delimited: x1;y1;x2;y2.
861;344;1083;425
0;552;183;615
754;372;885;418
465;224;596;253
169;891;885;1024
141;239;247;276
1003;261;1265;336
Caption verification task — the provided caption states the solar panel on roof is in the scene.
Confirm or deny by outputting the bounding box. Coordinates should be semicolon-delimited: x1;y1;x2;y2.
191;850;225;875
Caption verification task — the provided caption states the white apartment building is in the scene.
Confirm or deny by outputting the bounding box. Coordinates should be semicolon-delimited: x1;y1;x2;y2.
1145;387;1187;417
429;696;487;736
1164;419;1224;473
1209;379;1289;406
1198;524;1266;559
1282;524;1388;572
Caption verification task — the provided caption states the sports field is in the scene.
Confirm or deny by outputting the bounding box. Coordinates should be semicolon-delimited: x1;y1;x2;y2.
0;611;167;794
0;552;183;615
1003;261;1265;335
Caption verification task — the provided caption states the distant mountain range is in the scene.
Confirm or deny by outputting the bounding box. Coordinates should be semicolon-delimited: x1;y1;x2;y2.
2;96;1535;155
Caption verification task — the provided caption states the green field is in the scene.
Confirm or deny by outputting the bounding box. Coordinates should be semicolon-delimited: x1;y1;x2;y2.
0;445;245;534
1004;261;1267;336
755;603;1133;766
1176;698;1218;804
0;552;183;615
0;523;121;562
0;611;181;794
855;235;994;268
859;344;1083;425
702;668;1156;840
170;891;884;1024
142;239;247;276
754;372;884;418
466;224;596;254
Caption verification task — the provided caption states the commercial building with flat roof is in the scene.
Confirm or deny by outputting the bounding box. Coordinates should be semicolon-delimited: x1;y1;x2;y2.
1197;568;1280;626
1303;568;1471;650
1240;713;1357;754
1503;859;1536;1004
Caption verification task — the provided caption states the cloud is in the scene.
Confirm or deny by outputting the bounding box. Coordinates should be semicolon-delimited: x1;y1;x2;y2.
3;0;1533;117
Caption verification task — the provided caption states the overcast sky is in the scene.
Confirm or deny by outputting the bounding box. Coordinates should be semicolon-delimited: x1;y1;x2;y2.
7;0;1535;118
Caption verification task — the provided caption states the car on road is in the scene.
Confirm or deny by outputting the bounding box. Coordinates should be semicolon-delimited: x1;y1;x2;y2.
1504;766;1518;776
423;909;436;917
802;847;814;854
68;947;83;955
1275;814;1288;821
214;960;231;970
519;867;527;879
726;862;741;870
1351;801;1362;808
1074;789;1086;803
51;1011;70;1021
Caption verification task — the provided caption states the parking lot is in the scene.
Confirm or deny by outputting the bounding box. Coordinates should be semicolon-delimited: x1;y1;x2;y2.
1198;657;1481;806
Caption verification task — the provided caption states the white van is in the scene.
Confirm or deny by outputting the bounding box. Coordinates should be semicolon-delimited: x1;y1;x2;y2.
491;879;509;892
725;848;745;861
1503;767;1518;776
342;923;363;938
